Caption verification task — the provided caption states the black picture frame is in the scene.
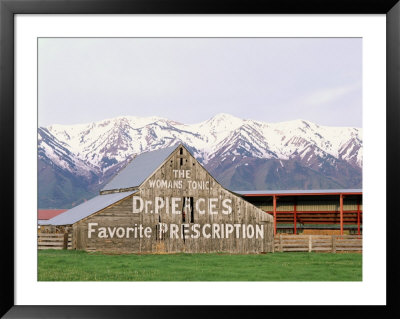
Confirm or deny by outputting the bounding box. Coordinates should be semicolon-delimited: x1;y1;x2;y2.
1;0;399;317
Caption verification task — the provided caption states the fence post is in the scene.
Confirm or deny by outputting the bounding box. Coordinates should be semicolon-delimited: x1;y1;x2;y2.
332;236;336;253
279;235;283;252
308;235;312;252
63;233;68;250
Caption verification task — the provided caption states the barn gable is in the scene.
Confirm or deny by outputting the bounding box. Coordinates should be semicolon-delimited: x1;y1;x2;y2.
138;144;223;196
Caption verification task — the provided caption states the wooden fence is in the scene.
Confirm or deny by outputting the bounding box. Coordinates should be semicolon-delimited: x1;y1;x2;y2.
38;233;72;250
37;233;361;253
273;235;362;253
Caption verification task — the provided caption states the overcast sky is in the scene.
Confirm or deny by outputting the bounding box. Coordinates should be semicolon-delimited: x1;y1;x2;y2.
38;38;362;128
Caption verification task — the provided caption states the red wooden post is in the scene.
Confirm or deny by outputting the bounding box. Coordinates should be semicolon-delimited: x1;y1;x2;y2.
340;194;344;236
357;198;361;236
273;195;277;236
293;198;297;235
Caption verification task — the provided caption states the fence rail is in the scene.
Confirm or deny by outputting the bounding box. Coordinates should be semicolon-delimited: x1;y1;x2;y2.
38;233;72;250
273;235;362;253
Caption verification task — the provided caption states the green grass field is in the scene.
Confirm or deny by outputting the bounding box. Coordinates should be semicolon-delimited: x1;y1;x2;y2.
38;250;362;281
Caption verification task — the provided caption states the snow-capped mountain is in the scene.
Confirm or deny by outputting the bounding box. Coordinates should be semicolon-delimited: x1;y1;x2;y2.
38;113;362;208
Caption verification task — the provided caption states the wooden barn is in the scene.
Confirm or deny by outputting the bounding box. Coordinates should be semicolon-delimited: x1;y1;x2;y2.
39;144;274;254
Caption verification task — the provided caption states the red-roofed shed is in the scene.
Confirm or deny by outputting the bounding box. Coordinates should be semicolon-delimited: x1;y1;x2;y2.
38;209;67;221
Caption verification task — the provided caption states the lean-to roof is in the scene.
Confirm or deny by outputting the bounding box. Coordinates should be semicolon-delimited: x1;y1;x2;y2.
39;190;137;226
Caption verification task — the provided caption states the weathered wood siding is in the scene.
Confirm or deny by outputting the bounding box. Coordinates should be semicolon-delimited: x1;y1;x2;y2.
74;146;273;254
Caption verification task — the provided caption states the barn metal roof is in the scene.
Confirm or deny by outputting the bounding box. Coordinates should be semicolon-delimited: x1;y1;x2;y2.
235;189;362;196
101;145;178;192
38;190;137;226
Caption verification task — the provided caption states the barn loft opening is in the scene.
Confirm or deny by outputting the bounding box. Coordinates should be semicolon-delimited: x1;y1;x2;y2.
190;197;194;223
182;197;186;222
181;197;194;223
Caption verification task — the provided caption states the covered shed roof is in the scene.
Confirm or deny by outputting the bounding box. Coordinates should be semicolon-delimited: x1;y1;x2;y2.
101;145;178;192
235;189;362;197
39;190;137;226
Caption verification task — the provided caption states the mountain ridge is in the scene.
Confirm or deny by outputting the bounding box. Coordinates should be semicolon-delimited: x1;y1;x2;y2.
38;113;362;208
